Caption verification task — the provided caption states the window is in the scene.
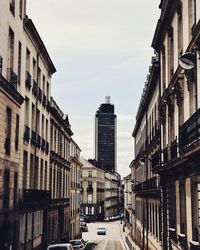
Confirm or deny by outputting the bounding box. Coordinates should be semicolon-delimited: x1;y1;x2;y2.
34;157;39;189
15;114;19;150
188;0;196;39
33;58;36;81
168;28;174;80
31;103;35;130
42;75;45;93
8;27;14;70
10;0;15;15
19;0;23;19
179;179;186;234
26;48;30;72
30;154;34;189
88;171;92;177
45;161;48;189
3;170;10;208
47;82;50;99
5;107;12;155
87;194;92;204
0;55;2;75
18;42;22;83
46;119;48;140
191;177;199;241
23;151;28;189
13;172;18;206
25;97;29;126
40;159;43;189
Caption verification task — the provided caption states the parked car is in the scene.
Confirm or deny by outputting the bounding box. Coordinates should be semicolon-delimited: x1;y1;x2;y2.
80;222;88;232
47;243;73;250
68;239;87;249
97;225;106;235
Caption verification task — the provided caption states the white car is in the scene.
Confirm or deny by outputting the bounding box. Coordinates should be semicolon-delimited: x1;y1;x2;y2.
97;226;106;235
47;243;73;250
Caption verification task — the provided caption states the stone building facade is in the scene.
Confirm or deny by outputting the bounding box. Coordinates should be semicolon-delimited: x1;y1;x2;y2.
49;98;72;244
69;139;82;240
131;0;200;249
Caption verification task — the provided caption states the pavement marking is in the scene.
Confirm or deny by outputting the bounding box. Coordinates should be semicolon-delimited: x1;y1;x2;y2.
102;239;108;250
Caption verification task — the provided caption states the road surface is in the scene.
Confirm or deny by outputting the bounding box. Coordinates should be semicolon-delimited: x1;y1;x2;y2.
82;220;126;250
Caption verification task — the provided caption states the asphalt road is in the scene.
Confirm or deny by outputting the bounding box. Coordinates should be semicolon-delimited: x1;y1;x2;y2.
82;220;126;250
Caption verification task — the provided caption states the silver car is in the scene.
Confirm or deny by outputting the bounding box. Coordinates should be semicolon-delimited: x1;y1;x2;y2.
97;225;106;235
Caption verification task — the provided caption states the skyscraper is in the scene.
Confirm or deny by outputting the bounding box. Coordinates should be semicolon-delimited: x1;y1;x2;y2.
95;97;117;172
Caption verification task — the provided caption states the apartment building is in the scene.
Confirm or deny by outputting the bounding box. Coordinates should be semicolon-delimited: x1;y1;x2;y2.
130;0;200;249
151;0;200;249
123;174;132;229
49;98;72;244
80;158;105;221
104;171;121;218
69;139;82;240
0;0;56;249
0;48;24;249
131;56;161;250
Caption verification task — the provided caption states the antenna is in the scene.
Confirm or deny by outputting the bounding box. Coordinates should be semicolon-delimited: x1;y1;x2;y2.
105;96;111;104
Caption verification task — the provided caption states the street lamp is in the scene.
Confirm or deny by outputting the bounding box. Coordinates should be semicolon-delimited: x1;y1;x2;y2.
179;47;200;70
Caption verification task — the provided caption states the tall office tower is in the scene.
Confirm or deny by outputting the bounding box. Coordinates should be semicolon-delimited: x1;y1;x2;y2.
95;97;117;172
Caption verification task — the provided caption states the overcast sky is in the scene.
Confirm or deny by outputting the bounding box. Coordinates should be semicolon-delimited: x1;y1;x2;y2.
27;0;160;178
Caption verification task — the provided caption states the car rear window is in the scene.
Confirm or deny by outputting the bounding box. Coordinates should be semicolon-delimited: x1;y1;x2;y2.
70;240;81;245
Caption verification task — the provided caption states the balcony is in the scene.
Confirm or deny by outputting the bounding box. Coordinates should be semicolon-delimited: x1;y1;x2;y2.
133;176;159;193
25;71;32;89
23;125;30;142
163;146;169;163
179;108;200;151
7;68;17;89
19;189;51;208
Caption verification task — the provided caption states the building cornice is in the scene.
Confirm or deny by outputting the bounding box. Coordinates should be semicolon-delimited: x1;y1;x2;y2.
151;0;179;51
23;18;56;75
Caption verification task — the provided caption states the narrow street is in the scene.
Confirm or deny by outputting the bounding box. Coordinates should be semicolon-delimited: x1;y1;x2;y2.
82;220;126;250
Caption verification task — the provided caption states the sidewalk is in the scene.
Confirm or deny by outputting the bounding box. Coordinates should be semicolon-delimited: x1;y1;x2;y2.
119;222;140;250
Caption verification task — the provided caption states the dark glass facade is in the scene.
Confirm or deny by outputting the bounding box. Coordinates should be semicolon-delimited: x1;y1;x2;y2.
95;102;116;172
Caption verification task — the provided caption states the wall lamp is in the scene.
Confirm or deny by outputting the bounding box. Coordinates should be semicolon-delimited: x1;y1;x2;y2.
179;47;200;70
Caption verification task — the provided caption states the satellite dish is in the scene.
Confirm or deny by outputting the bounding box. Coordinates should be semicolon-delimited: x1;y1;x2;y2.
179;52;196;70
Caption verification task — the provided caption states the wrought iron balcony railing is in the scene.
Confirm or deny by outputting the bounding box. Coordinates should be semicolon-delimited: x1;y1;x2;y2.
7;68;17;89
179;108;200;151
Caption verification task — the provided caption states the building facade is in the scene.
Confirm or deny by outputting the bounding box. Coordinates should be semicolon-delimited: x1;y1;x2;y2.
0;51;24;249
95;97;117;173
69;139;82;240
0;0;56;249
49;98;72;244
80;158;105;221
131;57;161;250
151;0;200;249
130;0;200;249
104;171;121;218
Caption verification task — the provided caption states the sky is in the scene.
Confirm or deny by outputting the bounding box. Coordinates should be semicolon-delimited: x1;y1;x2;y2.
27;0;160;178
